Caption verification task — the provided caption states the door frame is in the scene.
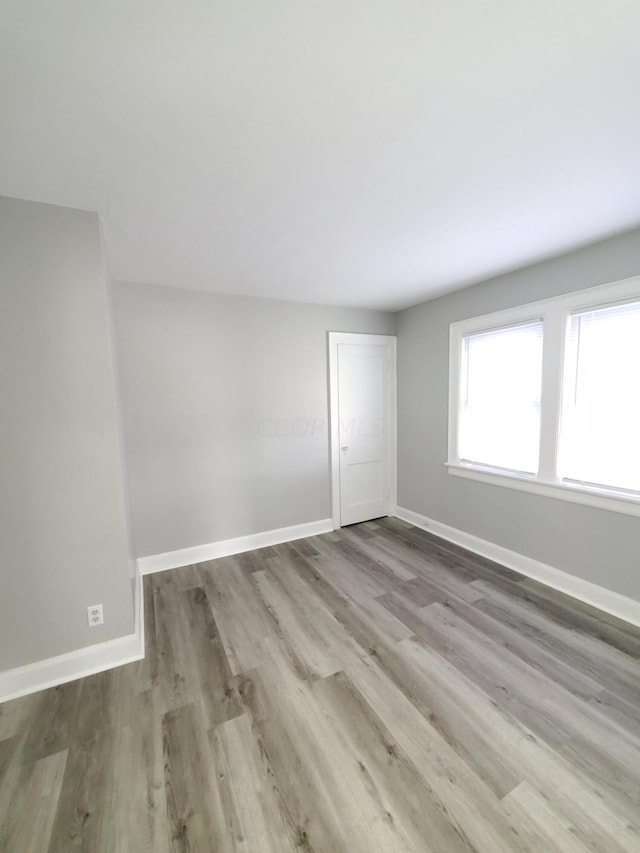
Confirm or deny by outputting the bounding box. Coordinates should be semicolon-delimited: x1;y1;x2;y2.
328;332;397;530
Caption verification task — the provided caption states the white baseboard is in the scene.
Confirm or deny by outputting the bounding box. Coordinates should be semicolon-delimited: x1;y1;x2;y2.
137;518;334;575
393;506;640;629
0;631;144;705
0;569;145;704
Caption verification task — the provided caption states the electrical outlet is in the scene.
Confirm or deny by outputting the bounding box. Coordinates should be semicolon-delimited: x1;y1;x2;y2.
87;604;104;627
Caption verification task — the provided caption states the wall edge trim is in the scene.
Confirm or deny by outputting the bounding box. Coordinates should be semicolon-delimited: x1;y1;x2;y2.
0;627;144;705
137;518;334;575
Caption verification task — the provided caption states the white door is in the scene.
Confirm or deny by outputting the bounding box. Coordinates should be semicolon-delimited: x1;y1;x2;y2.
329;333;396;527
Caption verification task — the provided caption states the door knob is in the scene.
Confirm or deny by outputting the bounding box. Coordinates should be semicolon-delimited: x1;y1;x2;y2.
341;446;349;451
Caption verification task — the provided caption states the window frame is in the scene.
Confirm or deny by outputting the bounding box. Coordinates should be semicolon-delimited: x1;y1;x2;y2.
447;274;640;518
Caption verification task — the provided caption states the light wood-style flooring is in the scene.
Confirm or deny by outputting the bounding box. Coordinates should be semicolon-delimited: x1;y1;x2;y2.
1;517;640;852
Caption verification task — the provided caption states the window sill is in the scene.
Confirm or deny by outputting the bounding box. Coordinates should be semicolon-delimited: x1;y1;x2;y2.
446;463;640;518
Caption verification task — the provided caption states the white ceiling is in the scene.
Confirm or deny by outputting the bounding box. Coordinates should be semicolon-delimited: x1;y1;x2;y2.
2;1;640;310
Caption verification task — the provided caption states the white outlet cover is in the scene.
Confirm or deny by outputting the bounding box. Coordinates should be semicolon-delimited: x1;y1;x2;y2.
87;604;104;626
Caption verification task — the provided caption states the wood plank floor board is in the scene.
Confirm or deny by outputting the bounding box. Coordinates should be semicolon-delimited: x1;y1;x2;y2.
380;518;522;577
253;556;367;679
309;541;390;600
166;563;202;592
390;637;640;853
467;569;640;660
178;585;243;728
341;653;546;853
521;581;640;659
21;681;81;764
361;634;523;799
0;735;17;790
1;519;639;851
329;535;419;593
587;689;640;744
0;693;39;741
359;531;485;598
209;713;298;853
501;782;596;853
287;543;415;648
230;546;281;575
266;542;400;660
339;528;426;584
0;694;42;833
197;557;279;676
46;670;118;851
426;594;610;704
141;685;171;850
375;587;640;834
152;575;203;714
0;716;38;848
420;602;640;818
254;568;344;680
5;749;68;853
235;636;418;853
286;537;321;559
162;701;227;852
517;578;640;656
375;519;526;588
471;579;640;705
310;668;476;853
99;661;169;853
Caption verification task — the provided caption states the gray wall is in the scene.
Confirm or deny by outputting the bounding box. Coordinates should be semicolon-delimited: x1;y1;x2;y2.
0;196;135;670
104;246;139;587
112;283;395;557
397;227;640;601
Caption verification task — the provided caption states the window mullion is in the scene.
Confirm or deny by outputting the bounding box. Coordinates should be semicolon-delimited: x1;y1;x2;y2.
537;309;567;482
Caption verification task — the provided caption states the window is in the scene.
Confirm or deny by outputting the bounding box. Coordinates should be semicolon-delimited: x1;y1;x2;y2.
559;301;640;493
460;321;543;475
448;275;640;517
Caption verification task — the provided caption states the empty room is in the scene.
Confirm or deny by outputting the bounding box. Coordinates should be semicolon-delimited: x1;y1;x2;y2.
1;2;640;851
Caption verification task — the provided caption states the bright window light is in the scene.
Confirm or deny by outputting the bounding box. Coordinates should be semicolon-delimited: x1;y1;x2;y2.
448;276;640;517
459;321;543;475
559;300;640;494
